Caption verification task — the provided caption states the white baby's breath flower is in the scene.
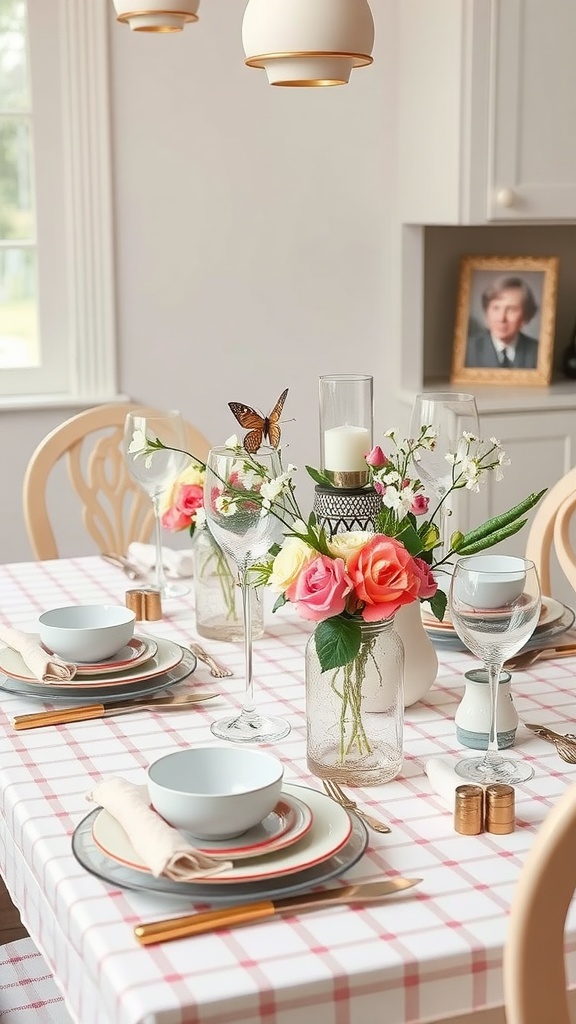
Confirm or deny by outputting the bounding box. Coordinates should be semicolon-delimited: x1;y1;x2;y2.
195;507;206;527
215;495;238;516
384;428;397;438
261;478;284;502
225;434;241;450
490;436;501;447
128;429;149;455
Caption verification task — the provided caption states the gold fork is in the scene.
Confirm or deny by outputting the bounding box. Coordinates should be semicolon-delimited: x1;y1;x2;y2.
322;779;391;834
189;642;233;678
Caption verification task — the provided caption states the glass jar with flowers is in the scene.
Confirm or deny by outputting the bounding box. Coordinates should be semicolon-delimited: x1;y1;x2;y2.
133;416;544;785
160;460;263;641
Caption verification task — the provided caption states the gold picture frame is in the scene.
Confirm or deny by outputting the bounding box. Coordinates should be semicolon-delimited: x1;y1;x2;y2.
450;255;559;386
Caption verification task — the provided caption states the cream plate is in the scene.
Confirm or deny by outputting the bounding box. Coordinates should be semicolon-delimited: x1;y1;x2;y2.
61;635;157;677
0;648;197;703
91;783;351;883
0;636;183;688
72;787;368;904
423;596;565;634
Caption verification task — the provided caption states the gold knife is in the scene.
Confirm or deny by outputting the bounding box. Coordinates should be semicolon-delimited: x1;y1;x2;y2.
12;692;219;730
134;877;422;945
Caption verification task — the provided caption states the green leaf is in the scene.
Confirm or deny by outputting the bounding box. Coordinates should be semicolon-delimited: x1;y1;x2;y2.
393;518;425;557
314;616;362;672
425;589;447;622
272;594;288;613
305;465;333;488
458;489;546;548
456;517;528;555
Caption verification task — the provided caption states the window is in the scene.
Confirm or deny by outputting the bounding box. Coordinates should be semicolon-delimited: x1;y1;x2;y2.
0;0;118;406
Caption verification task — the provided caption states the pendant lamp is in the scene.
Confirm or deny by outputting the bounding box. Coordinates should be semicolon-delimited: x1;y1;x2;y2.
113;1;200;32
242;0;374;86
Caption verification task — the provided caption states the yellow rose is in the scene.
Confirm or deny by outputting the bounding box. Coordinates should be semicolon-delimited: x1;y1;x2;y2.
328;531;373;565
269;537;315;593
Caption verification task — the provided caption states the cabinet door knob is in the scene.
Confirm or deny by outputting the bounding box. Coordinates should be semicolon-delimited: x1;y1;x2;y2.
496;187;516;208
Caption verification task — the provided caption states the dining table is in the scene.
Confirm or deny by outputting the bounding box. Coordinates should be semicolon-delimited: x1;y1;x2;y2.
2;554;576;1024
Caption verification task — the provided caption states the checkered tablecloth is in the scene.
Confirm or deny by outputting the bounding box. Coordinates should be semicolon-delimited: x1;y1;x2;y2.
1;556;576;1024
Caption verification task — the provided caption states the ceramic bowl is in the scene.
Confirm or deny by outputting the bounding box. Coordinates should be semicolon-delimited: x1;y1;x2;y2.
147;746;284;839
38;604;136;663
454;555;527;609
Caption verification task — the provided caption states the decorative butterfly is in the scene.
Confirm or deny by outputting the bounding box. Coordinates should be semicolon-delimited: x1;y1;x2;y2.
228;388;289;453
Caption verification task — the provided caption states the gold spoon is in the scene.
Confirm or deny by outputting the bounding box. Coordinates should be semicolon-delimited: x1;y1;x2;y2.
525;723;576;764
505;642;576;671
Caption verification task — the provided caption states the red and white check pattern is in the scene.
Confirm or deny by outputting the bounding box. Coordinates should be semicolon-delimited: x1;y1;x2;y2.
1;556;576;1024
0;938;71;1023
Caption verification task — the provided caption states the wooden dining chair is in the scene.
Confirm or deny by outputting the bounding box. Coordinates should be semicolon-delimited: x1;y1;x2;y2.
524;465;576;597
0;937;73;1022
23;403;211;560
503;781;576;1024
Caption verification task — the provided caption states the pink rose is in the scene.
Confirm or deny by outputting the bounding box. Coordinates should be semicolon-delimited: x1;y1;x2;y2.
410;494;430;516
365;445;388;468
412;556;438;600
162;484;203;532
347;535;421;622
373;480;386;496
286;555;353;623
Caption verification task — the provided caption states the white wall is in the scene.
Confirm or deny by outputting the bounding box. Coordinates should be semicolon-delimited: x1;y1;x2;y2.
1;0;400;563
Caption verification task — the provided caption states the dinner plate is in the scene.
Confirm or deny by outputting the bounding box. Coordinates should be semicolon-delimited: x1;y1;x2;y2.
422;596;565;633
0;636;183;688
94;789;313;862
0;648;197;703
71;635;158;676
428;604;576;651
72;783;368;904
91;783;351;883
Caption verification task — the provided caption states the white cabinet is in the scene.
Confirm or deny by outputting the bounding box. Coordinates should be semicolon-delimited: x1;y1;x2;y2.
398;0;576;225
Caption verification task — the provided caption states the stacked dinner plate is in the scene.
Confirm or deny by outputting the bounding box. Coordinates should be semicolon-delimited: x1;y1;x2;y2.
421;595;575;651
0;634;197;703
72;782;369;904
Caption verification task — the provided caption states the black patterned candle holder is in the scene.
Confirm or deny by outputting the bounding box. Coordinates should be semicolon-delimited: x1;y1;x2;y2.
312;484;381;538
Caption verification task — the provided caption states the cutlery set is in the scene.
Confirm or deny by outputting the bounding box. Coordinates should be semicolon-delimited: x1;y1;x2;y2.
525;723;576;764
134;877;421;945
12;691;219;730
505;642;576;671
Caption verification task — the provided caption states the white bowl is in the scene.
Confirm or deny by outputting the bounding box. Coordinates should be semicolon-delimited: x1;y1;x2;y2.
147;747;284;839
38;604;136;663
454;555;527;609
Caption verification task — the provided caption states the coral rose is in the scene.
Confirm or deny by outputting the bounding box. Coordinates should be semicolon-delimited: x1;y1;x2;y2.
347;535;421;622
286;555;353;622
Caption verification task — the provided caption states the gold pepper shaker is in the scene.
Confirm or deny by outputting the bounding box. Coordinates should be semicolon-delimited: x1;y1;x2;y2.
454;784;484;835
485;783;515;834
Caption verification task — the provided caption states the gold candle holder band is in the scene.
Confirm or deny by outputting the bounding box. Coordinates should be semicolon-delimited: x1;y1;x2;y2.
325;469;370;490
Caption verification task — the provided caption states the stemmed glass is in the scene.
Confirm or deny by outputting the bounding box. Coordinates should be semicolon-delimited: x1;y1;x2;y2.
409;392;480;586
203;445;290;744
124;410;191;599
449;554;541;784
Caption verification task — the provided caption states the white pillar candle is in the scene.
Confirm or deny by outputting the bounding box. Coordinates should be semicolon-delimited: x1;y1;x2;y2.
323;424;370;472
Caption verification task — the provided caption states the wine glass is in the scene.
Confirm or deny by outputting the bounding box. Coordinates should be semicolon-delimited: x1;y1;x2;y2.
449;554;541;785
203;445;290;744
124;410;191;599
409;392;480;587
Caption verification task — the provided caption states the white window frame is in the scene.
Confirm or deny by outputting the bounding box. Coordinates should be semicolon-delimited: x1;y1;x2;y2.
1;0;123;408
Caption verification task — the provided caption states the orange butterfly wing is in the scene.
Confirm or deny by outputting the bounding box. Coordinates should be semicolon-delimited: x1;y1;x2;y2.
228;389;289;452
228;402;265;453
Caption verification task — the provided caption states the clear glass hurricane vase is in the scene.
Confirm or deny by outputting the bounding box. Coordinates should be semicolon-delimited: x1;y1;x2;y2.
203;445;289;743
306;618;404;786
192;524;264;642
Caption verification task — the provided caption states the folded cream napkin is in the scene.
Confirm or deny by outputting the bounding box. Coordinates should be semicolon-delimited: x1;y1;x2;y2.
87;777;232;881
128;542;195;579
424;755;466;810
0;625;77;682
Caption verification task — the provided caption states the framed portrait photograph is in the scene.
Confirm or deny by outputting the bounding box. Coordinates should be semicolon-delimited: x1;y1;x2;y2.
450;255;559;386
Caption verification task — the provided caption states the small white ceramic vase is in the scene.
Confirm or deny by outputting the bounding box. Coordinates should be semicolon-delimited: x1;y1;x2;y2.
394;601;439;708
455;669;518;750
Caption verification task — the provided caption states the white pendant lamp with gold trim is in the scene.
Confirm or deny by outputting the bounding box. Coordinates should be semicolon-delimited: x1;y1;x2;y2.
113;1;200;32
242;0;374;86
